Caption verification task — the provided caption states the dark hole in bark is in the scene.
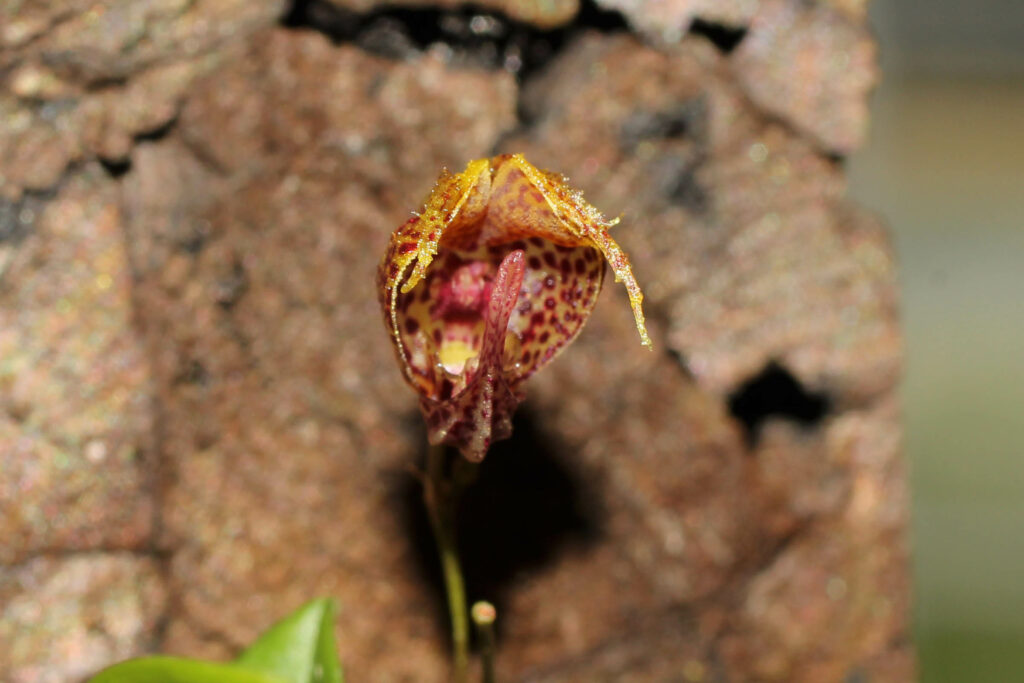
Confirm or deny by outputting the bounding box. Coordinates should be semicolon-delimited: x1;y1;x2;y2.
98;118;178;180
280;0;361;37
135;116;179;143
395;409;604;650
824;151;846;166
281;0;627;82
99;157;132;178
727;362;830;446
689;18;747;54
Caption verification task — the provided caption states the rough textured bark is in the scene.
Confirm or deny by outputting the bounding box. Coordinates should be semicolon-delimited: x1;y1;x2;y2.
1;1;913;681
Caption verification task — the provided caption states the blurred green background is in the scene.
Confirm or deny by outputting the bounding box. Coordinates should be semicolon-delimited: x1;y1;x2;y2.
848;2;1024;681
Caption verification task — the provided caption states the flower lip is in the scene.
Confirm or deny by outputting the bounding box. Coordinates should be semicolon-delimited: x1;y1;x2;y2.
379;154;649;460
422;248;525;461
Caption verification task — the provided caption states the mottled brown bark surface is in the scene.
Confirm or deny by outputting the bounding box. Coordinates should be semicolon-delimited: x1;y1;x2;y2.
1;1;912;681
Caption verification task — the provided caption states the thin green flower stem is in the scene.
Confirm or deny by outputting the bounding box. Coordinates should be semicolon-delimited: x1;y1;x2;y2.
425;443;470;683
471;601;497;683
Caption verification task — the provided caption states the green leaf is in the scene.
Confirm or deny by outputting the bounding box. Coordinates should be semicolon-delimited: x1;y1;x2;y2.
88;599;344;683
88;657;287;683
235;598;344;683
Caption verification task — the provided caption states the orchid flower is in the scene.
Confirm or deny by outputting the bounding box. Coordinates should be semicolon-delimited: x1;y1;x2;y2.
379;154;650;462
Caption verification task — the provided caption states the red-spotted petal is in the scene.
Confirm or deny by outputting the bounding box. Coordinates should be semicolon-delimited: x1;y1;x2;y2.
502;239;605;380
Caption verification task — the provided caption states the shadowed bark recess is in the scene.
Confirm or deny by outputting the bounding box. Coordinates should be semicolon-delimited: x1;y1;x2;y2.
0;1;912;681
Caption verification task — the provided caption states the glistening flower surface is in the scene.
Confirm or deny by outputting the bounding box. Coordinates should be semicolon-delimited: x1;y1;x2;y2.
379;154;650;461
